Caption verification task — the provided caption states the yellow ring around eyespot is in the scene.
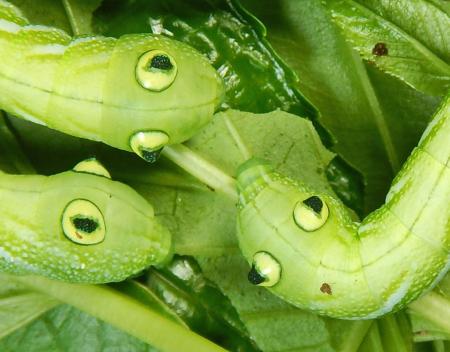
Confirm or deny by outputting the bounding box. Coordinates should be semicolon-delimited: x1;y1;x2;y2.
129;130;170;163
293;196;329;232
73;158;111;179
135;49;178;92
253;251;281;287
61;199;106;245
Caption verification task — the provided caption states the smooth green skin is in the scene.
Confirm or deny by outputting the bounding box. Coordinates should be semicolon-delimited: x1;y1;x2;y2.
236;94;450;319
0;169;171;283
0;0;223;153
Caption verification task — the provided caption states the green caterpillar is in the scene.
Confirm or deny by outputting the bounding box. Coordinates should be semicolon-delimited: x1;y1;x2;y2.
0;0;223;163
0;158;171;283
236;94;449;319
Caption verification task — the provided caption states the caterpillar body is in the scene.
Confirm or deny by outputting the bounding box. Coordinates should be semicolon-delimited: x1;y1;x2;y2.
0;0;223;162
0;159;171;283
236;95;450;319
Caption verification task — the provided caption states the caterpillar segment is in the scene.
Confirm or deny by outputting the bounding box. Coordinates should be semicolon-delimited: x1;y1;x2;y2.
236;96;449;319
0;0;224;162
0;158;172;283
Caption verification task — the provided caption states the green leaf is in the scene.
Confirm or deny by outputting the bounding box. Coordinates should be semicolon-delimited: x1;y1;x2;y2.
61;0;102;35
141;256;258;351
197;255;371;352
0;113;34;174
0;276;58;341
240;0;440;212
10;276;226;352
0;304;158;352
322;0;450;96
8;0;71;32
198;254;334;351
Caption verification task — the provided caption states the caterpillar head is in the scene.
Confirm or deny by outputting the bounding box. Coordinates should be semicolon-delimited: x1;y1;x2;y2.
236;158;367;318
102;35;224;163
29;159;172;283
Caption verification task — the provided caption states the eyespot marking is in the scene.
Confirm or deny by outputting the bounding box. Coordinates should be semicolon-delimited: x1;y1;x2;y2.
320;283;332;295
72;217;98;233
73;158;111;178
303;196;323;214
130;131;169;163
248;251;281;287
248;265;266;285
136;50;177;91
62;199;105;245
372;42;388;56
294;195;329;231
150;54;173;70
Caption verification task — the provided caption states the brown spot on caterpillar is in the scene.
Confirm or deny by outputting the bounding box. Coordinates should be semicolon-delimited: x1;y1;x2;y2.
372;43;388;56
320;283;332;295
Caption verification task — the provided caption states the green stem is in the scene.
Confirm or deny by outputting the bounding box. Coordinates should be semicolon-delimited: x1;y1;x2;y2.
408;292;450;334
14;276;226;352
61;0;81;36
162;145;238;202
358;322;383;352
378;315;410;352
338;320;372;352
223;113;252;161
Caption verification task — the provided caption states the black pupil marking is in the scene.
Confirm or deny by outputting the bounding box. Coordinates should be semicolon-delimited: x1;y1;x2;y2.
72;217;98;234
372;42;388;56
303;196;323;214
141;148;163;163
150;55;173;70
248;265;266;285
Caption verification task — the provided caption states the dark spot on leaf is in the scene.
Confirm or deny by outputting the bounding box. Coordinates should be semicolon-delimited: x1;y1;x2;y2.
320;283;332;295
72;217;98;233
303;196;323;214
141;148;162;163
150;55;173;70
372;42;388;56
248;265;265;285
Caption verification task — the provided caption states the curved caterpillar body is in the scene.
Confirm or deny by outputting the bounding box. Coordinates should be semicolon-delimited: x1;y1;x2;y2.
0;159;171;283
0;1;223;162
236;95;450;319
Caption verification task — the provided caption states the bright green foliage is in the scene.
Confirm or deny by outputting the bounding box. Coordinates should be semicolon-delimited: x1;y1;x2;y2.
323;0;450;96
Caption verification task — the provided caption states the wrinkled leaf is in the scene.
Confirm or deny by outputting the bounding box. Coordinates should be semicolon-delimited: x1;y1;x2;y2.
240;0;440;213
142;256;258;351
323;0;450;96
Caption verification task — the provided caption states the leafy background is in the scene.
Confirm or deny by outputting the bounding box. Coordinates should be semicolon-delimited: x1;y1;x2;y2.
0;0;449;351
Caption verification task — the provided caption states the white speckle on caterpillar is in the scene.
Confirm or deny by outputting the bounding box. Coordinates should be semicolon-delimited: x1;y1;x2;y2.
0;18;20;32
29;43;66;56
364;274;413;319
12;107;47;126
